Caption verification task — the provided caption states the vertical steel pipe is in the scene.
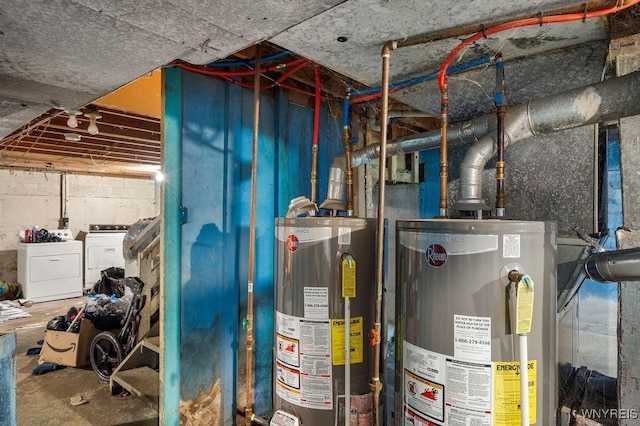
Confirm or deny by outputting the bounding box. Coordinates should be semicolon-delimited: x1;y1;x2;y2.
244;44;261;426
372;40;395;426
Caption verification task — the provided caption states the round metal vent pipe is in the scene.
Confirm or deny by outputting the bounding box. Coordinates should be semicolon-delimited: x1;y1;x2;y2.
325;71;640;214
584;247;640;283
456;70;640;209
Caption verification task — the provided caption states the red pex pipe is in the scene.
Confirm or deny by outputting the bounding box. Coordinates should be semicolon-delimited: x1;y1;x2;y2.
218;75;317;98
276;60;310;85
438;0;640;93
175;58;308;77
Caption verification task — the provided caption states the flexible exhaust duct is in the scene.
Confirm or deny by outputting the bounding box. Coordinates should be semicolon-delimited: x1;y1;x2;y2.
584;247;640;283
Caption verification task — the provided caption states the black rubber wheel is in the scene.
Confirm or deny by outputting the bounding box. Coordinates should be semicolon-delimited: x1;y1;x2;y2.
90;331;124;381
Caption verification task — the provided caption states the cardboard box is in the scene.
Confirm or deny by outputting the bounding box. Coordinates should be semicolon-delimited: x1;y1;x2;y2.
40;320;100;367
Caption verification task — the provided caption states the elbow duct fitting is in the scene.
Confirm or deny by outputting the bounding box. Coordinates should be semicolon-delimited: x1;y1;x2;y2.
584;247;640;283
339;71;640;214
456;71;640;209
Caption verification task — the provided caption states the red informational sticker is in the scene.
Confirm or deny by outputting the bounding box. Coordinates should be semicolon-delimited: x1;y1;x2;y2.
426;243;447;267
285;234;299;253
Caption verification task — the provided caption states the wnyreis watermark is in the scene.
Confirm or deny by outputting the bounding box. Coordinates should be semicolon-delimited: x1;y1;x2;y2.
577;408;639;420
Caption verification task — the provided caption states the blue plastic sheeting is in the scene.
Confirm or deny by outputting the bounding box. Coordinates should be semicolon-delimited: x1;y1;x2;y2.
0;333;17;425
163;68;341;424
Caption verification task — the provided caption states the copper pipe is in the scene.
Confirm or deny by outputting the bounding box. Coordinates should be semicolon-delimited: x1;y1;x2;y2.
311;147;319;203
343;85;354;216
244;44;261;426
439;82;449;217
372;40;396;426
311;64;321;203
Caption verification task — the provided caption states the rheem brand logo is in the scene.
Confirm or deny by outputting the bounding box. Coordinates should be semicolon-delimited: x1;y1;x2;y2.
426;243;447;267
285;234;299;252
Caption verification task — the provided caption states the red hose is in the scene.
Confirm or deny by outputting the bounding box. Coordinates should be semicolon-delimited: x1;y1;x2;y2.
438;0;640;93
313;64;321;147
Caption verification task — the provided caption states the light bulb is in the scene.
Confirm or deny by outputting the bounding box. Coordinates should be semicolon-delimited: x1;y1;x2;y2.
67;114;78;128
84;111;102;135
155;172;165;182
87;118;99;135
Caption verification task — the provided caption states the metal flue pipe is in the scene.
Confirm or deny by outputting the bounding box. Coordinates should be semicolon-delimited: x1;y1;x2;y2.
371;40;396;426
351;113;495;168
244;45;261;426
457;70;640;209
585;247;640;283
326;71;640;213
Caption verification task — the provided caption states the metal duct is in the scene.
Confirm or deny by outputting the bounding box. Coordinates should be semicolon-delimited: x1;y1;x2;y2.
584;247;640;283
351;114;495;168
325;71;640;212
323;113;492;210
320;155;347;211
456;70;640;209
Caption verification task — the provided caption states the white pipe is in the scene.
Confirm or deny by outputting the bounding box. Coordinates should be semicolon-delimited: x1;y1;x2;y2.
519;333;529;426
345;296;351;426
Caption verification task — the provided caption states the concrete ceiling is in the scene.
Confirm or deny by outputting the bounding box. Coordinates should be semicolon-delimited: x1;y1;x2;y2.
1;0;638;171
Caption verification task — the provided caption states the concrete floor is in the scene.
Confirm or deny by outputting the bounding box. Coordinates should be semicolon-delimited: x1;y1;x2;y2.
0;296;159;426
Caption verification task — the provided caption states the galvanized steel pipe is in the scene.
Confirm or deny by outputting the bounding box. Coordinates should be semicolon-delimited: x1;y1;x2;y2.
372;40;396;426
244;44;261;426
584;247;640;283
457;70;640;208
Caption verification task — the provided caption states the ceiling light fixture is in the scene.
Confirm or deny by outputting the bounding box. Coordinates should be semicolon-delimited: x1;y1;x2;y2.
66;111;81;128
84;107;102;135
64;133;81;142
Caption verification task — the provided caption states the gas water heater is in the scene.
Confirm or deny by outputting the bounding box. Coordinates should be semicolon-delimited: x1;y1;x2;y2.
272;217;377;425
395;219;557;425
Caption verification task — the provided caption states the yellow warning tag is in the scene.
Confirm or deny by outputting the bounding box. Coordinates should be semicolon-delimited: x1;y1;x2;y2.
516;275;534;335
342;256;356;298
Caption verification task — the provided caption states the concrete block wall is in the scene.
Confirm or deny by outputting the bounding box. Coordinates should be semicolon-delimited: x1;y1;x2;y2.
0;169;156;284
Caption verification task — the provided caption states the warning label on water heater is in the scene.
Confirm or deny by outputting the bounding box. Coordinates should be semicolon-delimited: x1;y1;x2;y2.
403;341;493;425
454;314;492;362
304;287;329;319
275;311;333;410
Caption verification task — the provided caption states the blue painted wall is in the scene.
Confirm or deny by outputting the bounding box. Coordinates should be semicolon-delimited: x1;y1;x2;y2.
0;333;17;426
163;68;341;424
